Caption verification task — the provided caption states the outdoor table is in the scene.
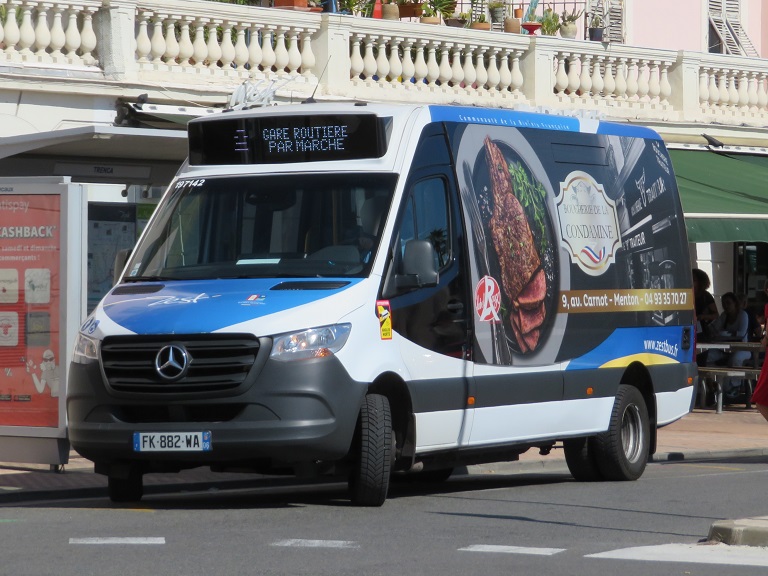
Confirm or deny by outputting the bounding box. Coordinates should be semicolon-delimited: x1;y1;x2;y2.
696;342;763;413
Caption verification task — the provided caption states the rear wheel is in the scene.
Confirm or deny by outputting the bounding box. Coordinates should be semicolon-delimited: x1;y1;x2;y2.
563;437;603;481
349;394;392;507
108;472;143;503
594;385;650;481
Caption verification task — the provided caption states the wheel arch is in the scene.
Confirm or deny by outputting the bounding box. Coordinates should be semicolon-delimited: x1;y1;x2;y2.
368;371;415;470
620;361;657;455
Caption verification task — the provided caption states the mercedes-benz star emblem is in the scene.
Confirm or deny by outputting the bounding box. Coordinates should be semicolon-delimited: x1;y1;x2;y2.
155;344;190;380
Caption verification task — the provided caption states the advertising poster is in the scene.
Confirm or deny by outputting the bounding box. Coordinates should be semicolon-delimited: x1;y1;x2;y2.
0;195;60;427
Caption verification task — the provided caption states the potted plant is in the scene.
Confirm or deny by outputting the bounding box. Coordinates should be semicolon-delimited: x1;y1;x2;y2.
539;6;559;36
274;0;309;9
488;0;505;23
381;0;400;19
559;7;583;39
445;11;469;27
420;4;441;24
397;0;423;18
588;12;604;41
470;12;490;30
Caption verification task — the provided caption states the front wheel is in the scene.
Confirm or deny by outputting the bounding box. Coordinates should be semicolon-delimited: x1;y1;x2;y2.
348;394;393;507
594;385;650;481
563;437;603;481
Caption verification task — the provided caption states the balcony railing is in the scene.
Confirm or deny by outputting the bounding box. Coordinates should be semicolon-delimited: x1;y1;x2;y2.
1;0;767;128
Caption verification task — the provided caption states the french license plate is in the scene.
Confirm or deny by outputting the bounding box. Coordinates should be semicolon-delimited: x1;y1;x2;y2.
133;431;212;452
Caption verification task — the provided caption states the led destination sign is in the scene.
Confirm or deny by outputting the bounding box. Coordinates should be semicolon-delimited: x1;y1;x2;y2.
188;114;390;165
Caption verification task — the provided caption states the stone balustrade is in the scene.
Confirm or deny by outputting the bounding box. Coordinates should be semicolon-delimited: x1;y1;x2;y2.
2;0;768;130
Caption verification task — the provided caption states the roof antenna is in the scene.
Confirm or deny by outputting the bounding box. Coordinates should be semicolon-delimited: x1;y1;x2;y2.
303;56;331;104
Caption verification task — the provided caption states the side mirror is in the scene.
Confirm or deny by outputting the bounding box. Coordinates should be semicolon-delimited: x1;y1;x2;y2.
396;239;438;290
113;248;132;285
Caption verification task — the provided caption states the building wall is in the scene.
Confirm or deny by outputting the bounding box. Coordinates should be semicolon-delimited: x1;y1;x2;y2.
626;0;706;52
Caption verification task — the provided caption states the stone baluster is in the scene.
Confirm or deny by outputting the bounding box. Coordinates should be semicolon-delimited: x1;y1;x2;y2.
17;2;35;57
273;27;291;74
375;37;390;83
413;41;428;86
708;68;720;109
49;4;65;62
233;26;249;70
737;71;749;111
727;72;738;109
497;50;512;93
387;37;403;85
698;67;709;109
438;44;452;87
757;73;768;112
450;45;464;87
747;72;759;113
566;54;580;96
591;56;604;98
191;19;207;67
461;46;476;90
637;59;650;102
717;70;729;108
150;15;166;64
425;42;440;86
509;50;523;94
579;55;592;97
33;3;52;61
80;7;97;65
248;25;264;75
206;21;222;69
360;35;375;81
647;61;660;104
164;16;180;65
4;2;20;57
349;33;363;79
486;49;500;91
603;58;616;98
135;11;152;63
220;22;236;70
659;62;671;104
613;59;628;100
401;40;415;84
626;59;639;101
474;49;487;91
177;18;194;66
286;29;303;76
261;28;276;73
554;52;568;95
300;30;315;79
64;7;82;64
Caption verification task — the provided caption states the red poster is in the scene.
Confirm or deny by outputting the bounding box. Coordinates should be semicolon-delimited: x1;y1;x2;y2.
0;195;60;427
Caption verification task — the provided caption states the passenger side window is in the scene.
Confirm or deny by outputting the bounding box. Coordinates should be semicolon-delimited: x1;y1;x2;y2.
399;178;450;269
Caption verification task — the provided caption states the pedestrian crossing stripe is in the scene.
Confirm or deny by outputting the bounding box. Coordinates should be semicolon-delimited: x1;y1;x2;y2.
69;537;165;545
459;544;565;556
271;539;359;549
587;543;768;567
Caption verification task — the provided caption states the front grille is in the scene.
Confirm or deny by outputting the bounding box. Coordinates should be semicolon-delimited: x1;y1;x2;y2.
101;334;260;395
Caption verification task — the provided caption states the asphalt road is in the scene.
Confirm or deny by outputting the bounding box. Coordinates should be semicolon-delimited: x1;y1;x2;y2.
2;456;768;576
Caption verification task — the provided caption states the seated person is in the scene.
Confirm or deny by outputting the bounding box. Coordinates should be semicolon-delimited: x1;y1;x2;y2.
706;291;751;398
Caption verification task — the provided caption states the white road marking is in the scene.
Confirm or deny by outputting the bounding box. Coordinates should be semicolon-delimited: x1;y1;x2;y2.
271;539;359;549
459;544;565;556
587;543;768;566
69;537;165;545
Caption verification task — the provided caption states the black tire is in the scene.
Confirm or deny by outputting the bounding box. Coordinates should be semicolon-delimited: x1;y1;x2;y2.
594;385;650;481
349;394;392;507
563;437;603;481
108;472;143;503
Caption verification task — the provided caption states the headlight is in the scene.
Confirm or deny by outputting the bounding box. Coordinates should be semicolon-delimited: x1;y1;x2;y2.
72;333;100;364
270;324;351;362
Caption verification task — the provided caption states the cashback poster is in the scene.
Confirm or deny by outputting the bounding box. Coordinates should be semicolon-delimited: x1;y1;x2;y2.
0;195;60;427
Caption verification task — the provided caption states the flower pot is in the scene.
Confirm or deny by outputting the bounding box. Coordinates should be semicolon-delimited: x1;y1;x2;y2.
274;0;308;7
490;7;505;23
588;27;604;41
559;22;577;39
419;15;441;24
382;3;400;19
503;17;520;33
445;17;467;27
513;7;523;19
469;21;491;30
521;21;541;35
397;2;423;17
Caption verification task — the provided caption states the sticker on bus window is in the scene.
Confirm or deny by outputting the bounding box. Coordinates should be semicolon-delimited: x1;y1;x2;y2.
376;300;392;340
474;276;501;322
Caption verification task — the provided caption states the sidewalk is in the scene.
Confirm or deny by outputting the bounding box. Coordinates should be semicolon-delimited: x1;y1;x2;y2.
0;407;766;543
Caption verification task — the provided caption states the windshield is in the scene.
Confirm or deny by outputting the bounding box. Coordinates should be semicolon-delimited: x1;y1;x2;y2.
123;173;397;281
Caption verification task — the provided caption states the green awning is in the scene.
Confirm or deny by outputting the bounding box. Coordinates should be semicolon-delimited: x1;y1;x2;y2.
669;149;768;243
